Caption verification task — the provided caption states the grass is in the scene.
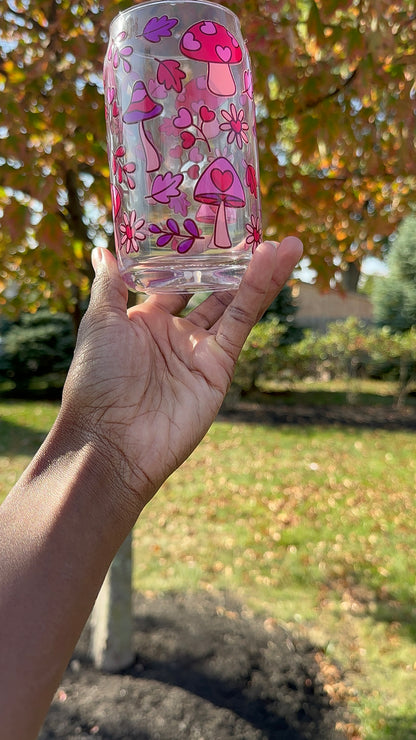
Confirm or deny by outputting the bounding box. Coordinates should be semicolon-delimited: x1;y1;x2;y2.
1;387;416;739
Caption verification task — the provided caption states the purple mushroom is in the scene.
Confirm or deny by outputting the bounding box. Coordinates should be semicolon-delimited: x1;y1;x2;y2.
194;156;245;248
123;81;163;173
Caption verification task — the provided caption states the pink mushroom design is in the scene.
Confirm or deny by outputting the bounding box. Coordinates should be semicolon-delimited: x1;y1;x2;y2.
123;81;163;173
194;156;245;248
180;21;242;96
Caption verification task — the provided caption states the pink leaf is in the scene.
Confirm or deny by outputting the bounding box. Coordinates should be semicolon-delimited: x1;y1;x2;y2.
150;171;184;204
157;59;186;93
148;78;168;99
245;164;258;198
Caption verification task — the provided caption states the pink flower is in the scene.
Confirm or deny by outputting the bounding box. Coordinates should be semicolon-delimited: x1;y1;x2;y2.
245;215;262;252
220;104;249;149
119;210;146;253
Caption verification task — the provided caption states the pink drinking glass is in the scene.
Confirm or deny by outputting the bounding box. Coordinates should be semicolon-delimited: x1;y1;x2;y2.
103;0;262;294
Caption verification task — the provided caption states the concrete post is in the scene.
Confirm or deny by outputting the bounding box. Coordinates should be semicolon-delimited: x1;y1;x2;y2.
89;532;134;672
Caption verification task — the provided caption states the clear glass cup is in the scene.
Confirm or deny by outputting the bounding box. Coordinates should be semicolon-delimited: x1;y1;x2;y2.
103;0;262;294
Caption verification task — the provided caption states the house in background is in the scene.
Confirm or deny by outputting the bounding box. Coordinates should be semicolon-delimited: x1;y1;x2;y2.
292;282;373;332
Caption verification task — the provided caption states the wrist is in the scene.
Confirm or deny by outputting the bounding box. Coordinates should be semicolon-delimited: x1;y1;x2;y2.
21;406;147;539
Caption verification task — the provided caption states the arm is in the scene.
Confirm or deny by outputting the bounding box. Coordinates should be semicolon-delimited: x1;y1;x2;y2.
0;237;302;739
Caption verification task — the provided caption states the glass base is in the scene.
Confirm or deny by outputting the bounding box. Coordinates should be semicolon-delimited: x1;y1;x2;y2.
120;253;252;294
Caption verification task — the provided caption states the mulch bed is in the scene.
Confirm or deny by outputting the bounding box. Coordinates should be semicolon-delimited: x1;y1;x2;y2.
40;591;353;740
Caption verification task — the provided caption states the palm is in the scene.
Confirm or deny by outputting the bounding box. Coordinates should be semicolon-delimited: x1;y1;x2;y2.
63;238;302;504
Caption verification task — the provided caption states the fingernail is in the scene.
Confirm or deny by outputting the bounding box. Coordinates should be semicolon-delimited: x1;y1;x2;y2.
91;247;105;273
256;240;278;252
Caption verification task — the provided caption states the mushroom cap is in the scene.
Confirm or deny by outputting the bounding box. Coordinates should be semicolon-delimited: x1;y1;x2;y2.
123;80;163;124
180;21;242;65
194;157;245;207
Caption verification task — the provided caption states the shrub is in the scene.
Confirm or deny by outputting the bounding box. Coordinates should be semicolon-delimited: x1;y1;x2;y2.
233;318;286;393
0;309;75;391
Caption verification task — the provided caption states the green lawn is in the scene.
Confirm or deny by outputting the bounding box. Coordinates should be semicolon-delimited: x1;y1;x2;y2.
2;396;416;739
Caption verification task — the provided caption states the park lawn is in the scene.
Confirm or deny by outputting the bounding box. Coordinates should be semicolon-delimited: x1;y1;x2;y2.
1;398;416;739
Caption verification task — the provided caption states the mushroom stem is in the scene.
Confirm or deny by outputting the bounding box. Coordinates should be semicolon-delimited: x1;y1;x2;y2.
213;199;232;248
207;62;236;97
139;121;160;173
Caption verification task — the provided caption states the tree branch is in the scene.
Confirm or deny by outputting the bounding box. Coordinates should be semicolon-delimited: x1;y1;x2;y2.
277;66;359;121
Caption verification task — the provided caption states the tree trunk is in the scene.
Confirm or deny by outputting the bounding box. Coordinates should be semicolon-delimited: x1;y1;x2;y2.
89;533;135;672
341;259;361;292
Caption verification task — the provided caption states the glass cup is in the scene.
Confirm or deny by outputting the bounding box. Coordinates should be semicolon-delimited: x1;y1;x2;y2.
103;0;262;293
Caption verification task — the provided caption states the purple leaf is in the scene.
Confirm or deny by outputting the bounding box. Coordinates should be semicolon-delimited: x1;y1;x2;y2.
157;233;174;247
151;171;184;204
177;237;195;254
143;15;178;43
166;218;180;234
149;224;162;233
184;218;200;238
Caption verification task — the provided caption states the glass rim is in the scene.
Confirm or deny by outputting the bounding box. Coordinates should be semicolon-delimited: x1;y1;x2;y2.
109;0;240;34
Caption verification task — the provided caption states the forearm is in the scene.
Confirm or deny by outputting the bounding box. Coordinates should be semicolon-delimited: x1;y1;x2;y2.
0;411;142;740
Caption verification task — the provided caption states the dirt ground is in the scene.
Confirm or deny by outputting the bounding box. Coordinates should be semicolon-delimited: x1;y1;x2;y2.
39;591;352;740
40;399;415;740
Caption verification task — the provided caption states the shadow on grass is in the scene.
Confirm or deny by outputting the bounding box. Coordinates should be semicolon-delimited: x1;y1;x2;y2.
0;374;64;402
220;389;416;431
0;416;52;457
369;598;416;645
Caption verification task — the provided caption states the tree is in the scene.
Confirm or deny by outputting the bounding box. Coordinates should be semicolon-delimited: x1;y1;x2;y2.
372;215;416;330
261;283;302;344
1;0;416;314
230;0;416;288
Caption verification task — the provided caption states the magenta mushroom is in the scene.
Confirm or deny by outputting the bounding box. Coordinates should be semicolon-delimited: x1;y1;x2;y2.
123;80;163;172
180;21;242;96
194;156;245;248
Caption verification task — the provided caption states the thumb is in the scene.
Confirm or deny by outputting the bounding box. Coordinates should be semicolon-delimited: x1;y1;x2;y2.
89;247;129;314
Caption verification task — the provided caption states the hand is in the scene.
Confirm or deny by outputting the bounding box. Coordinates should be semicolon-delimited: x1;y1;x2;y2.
61;238;302;515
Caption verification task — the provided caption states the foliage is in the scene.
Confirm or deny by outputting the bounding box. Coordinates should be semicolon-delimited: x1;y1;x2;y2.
372;215;416;331
226;0;416;285
261;283;303;345
287;316;371;379
1;1;416;314
233;317;286;392
366;324;416;405
233;315;416;405
0;309;75;389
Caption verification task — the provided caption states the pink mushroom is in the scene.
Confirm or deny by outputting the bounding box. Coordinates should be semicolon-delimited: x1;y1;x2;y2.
194;156;245;248
180;21;242;96
123;81;163;173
